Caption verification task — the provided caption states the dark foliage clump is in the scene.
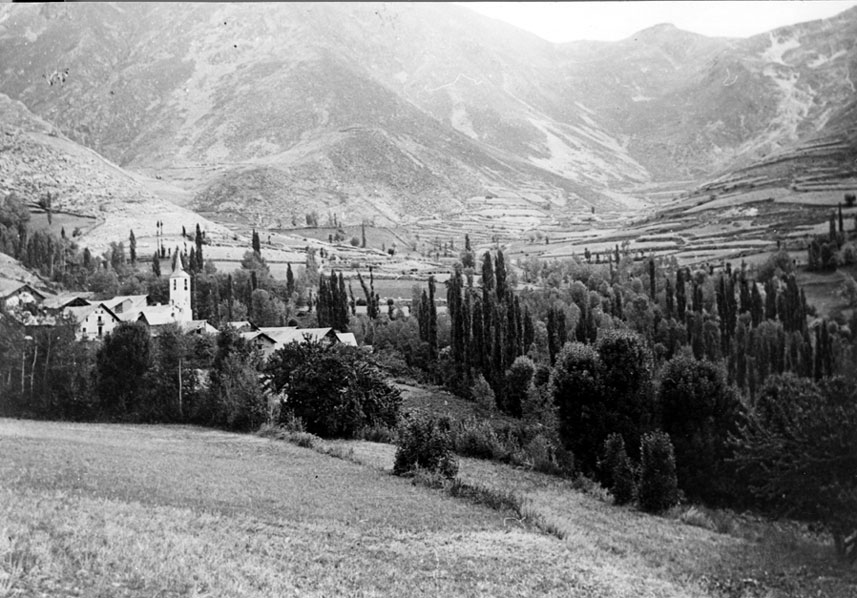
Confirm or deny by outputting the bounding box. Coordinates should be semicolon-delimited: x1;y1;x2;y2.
599;433;636;506
265;341;401;438
638;431;679;513
393;415;458;479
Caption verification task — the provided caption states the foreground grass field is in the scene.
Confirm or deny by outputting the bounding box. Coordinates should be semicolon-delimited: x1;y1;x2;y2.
1;419;855;597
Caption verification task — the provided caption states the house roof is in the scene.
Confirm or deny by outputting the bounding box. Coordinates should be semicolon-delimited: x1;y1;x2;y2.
137;305;180;326
64;302;120;323
183;320;218;334
101;294;149;311
42;293;92;310
0;279;47;300
240;330;277;345
335;332;358;346
258;326;336;345
227;320;257;331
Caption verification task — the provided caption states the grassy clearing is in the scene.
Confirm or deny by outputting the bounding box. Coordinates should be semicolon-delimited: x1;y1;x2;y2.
298;436;857;598
5;418;855;597
0;418;659;598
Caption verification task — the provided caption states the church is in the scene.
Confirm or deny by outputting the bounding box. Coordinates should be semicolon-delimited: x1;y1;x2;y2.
59;261;216;340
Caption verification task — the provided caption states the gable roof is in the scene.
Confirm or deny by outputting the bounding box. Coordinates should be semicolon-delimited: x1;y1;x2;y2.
64;302;120;323
240;330;277;345
258;326;336;345
0;279;48;301
42;293;92;311
335;332;358;347
183;320;218;334
137;305;181;326
101;294;149;312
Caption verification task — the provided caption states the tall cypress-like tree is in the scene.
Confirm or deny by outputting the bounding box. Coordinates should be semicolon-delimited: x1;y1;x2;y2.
648;258;656;300
495;249;507;302
252;229;261;254
676;268;686;321
129;229;137;264
285;263;295;297
195;224;204;271
428;276;438;362
152;251;161;277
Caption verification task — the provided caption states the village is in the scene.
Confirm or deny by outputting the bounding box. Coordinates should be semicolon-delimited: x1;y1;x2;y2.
0;261;357;358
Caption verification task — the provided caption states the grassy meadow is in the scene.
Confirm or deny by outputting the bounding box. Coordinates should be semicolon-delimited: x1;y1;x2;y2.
2;418;855;597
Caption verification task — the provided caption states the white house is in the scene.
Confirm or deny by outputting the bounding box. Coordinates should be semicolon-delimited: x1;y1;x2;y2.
64;303;121;341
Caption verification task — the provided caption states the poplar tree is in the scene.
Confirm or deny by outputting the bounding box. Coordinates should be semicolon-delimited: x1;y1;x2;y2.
129;229;137;264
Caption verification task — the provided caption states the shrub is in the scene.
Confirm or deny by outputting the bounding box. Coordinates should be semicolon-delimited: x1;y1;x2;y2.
453;418;505;460
470;373;496;416
638;431;679;513
599;433;635;505
845;193;856;208
393;415;458;479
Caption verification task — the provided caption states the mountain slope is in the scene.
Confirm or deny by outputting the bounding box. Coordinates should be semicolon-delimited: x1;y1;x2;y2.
0;92;229;252
1;2;856;224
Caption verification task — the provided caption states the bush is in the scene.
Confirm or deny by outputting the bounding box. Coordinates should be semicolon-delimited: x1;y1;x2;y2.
470;373;496;416
504;356;535;417
599;433;635;505
393;415;458;479
453;418;505;460
638;431;679;513
265;341;401;438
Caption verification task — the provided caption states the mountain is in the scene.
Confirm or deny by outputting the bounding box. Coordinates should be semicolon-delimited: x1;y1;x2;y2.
0;92;229;252
0;2;856;226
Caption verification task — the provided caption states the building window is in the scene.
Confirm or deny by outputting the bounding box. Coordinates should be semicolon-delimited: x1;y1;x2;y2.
173;280;177;290
184;279;188;291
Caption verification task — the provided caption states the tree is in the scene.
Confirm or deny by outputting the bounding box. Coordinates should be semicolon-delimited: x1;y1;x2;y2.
638;431;679;513
600;433;635;505
504;355;534;417
596;329;654;460
95;321;152;418
549;342;604;473
657;355;742;504
733;374;857;561
252;229;261;254
152;251;161;277
129;229;137;264
265;342;401;438
201;327;265;431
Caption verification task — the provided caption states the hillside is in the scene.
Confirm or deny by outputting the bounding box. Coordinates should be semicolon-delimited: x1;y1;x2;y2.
3;419;855;597
0;92;230;254
1;2;856;227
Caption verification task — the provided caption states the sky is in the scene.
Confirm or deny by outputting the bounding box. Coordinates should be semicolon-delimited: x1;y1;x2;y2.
455;1;857;43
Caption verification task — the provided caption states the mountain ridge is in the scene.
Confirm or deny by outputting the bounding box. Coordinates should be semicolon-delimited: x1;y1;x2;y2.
1;2;855;225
